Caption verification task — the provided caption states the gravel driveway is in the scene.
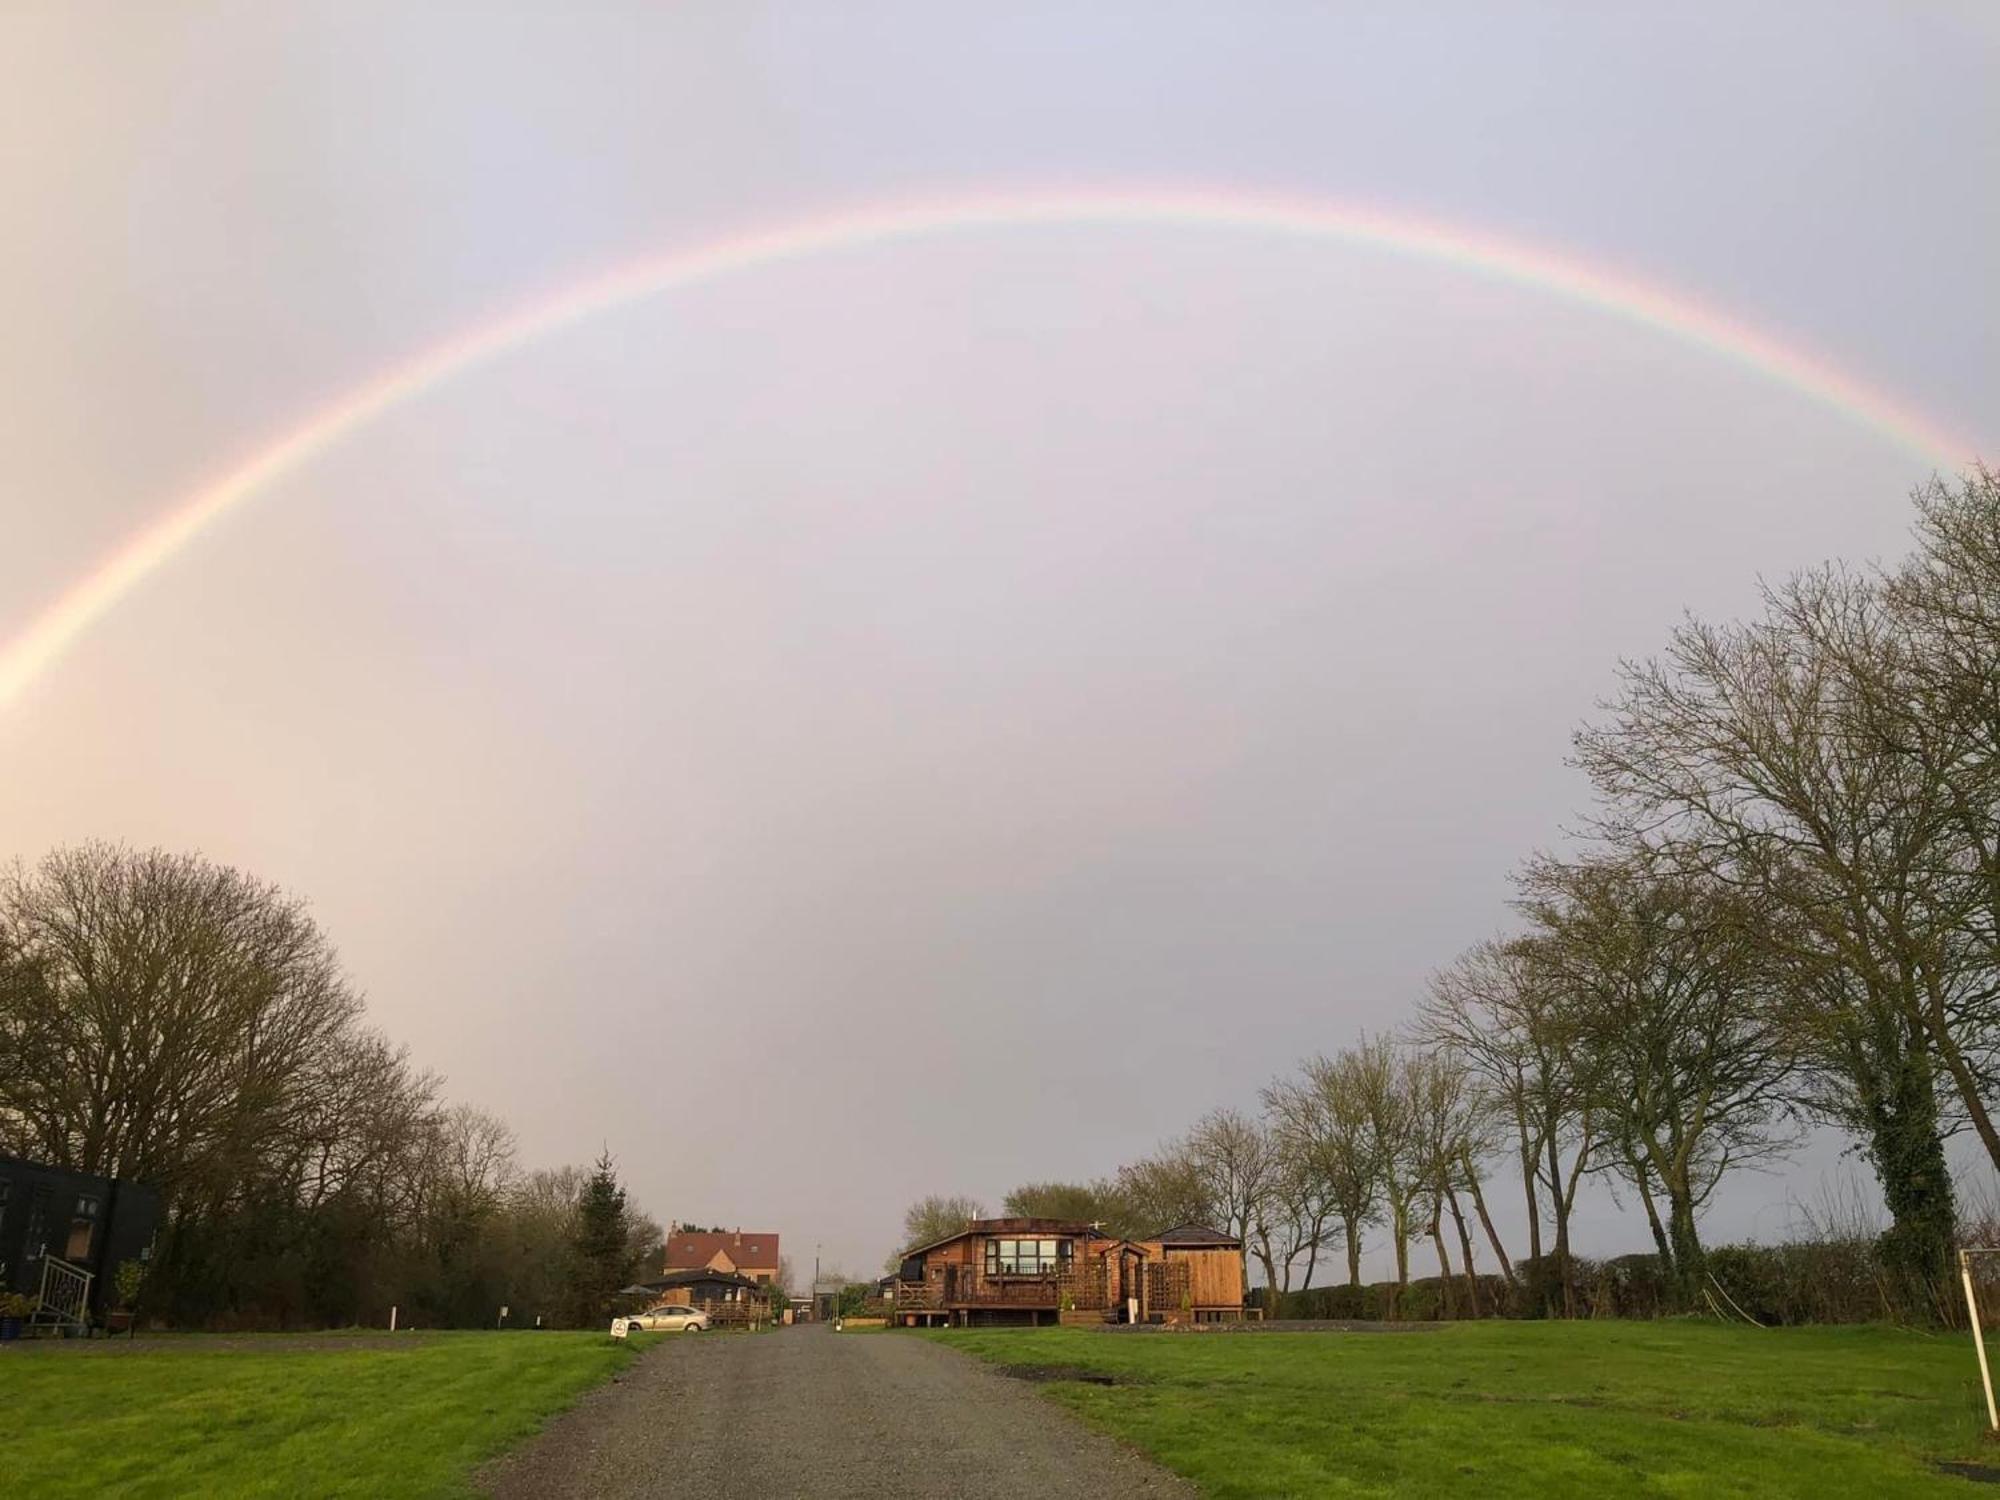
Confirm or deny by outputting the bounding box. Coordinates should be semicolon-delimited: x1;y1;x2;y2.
479;1325;1195;1499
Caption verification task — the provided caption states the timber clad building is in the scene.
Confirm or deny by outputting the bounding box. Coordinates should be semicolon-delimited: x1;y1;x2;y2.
0;1155;161;1332
894;1217;1245;1327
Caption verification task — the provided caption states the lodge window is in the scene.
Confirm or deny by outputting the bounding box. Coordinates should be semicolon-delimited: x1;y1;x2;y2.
983;1238;1071;1276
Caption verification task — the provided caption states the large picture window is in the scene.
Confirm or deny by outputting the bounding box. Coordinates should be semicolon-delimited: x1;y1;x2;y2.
983;1238;1071;1276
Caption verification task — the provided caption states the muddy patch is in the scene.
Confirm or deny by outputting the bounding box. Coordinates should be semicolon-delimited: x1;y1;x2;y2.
1000;1363;1136;1386
1938;1461;2000;1484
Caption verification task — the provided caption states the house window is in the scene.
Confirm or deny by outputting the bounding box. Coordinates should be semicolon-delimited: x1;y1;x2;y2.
24;1184;50;1258
983;1238;1071;1276
67;1195;101;1261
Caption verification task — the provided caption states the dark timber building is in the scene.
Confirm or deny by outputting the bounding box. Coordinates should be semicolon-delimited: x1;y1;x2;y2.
0;1155;161;1332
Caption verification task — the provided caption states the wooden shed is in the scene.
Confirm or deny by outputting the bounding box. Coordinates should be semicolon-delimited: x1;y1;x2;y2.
1139;1223;1246;1322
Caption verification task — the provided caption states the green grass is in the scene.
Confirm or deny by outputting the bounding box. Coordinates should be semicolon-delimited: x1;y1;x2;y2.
0;1329;646;1497
931;1321;2000;1497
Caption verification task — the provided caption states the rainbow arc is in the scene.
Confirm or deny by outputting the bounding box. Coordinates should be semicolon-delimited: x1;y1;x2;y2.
0;187;1979;710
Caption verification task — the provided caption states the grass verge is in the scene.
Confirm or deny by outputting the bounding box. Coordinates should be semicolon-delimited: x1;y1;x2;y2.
932;1320;2000;1497
0;1329;646;1498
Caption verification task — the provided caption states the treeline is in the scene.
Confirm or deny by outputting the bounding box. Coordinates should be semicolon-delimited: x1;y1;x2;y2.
0;844;659;1329
921;469;2000;1325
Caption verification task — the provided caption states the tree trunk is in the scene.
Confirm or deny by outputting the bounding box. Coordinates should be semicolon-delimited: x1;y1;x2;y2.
1444;1181;1482;1316
1918;976;2000;1182
1430;1208;1454;1318
1388;1195;1411;1321
1461;1149;1513;1284
1254;1233;1280;1310
1861;1022;1956;1315
1665;1182;1705;1313
1632;1155;1673;1279
1517;1112;1544;1268
1344;1215;1363;1288
1546;1132;1575;1318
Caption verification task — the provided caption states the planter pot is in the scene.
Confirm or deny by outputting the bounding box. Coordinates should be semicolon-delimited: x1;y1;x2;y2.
0;1317;21;1342
105;1311;133;1335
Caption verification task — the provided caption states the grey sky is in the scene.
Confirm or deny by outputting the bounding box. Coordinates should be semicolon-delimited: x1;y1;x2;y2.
1;3;1994;1277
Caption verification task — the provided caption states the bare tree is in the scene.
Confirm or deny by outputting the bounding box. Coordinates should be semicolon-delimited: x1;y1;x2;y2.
1346;1034;1424;1313
1110;1149;1214;1239
895;1194;986;1260
1520;852;1800;1308
1574;566;1973;1293
1263;1053;1378;1289
1418;937;1595;1294
1186;1108;1279;1303
1402;1045;1493;1315
1001;1180;1123;1227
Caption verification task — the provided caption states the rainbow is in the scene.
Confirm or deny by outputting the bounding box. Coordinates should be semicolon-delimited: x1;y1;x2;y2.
0;186;1979;711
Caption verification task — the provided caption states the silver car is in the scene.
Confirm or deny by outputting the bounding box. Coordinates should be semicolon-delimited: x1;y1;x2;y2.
612;1303;712;1336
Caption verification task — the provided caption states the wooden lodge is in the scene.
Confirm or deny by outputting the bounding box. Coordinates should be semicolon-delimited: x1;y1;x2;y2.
892;1217;1245;1328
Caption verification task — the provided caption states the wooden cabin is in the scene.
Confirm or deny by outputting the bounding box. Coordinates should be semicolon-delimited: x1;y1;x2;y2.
1138;1223;1247;1323
894;1218;1148;1327
892;1216;1247;1327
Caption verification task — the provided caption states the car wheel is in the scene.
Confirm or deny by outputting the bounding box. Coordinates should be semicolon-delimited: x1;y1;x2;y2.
627;1322;643;1333
684;1321;702;1332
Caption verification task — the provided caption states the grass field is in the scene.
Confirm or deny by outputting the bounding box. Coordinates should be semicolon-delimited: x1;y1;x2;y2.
0;1329;643;1498
933;1321;2000;1497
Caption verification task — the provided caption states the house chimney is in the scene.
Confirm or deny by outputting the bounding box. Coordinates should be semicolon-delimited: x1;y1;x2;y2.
734;1227;742;1246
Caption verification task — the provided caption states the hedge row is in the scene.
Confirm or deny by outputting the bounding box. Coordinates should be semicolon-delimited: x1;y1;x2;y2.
1268;1237;1936;1325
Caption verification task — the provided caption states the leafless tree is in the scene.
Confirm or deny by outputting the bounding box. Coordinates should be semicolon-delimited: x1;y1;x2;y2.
1520;852;1801;1307
1262;1053;1379;1288
1186;1108;1280;1302
0;845;363;1234
1574;565;1975;1291
1418;937;1595;1295
1402;1045;1494;1315
1346;1033;1425;1312
1110;1148;1214;1239
896;1194;986;1259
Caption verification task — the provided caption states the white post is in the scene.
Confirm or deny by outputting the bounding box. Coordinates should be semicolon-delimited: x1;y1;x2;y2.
1963;1252;1997;1433
389;1304;398;1334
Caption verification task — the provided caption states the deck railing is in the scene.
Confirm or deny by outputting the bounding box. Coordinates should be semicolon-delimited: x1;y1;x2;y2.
895;1268;1064;1310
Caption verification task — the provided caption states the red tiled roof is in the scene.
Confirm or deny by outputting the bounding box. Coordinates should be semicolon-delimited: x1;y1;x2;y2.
663;1229;781;1271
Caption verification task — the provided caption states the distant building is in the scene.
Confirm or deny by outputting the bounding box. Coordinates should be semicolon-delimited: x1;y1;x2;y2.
0;1155;161;1332
637;1267;763;1309
662;1224;781;1285
891;1217;1246;1327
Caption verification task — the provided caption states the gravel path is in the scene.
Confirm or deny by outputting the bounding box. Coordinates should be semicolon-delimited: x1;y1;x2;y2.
479;1326;1196;1499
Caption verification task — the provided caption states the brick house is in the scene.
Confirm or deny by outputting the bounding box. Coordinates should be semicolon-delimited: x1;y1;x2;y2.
662;1225;781;1285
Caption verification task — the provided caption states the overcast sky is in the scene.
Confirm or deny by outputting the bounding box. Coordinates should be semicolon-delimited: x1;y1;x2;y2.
2;3;1995;1278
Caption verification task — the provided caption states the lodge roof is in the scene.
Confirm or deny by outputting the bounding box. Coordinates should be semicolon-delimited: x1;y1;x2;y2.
900;1217;1116;1260
1153;1222;1242;1248
641;1268;762;1291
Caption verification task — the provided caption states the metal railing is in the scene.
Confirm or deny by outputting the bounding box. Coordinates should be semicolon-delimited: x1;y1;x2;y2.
33;1255;94;1333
